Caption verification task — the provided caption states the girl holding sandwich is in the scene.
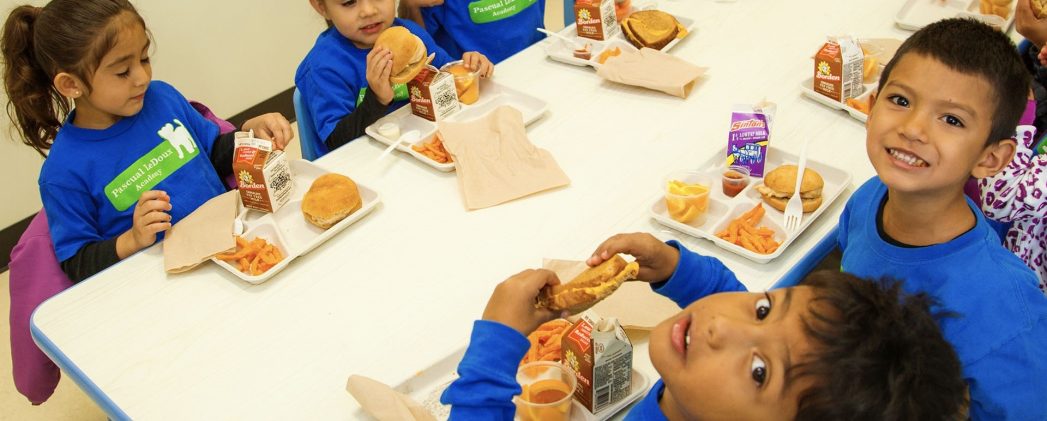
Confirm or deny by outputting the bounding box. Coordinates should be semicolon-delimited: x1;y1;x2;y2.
296;0;494;158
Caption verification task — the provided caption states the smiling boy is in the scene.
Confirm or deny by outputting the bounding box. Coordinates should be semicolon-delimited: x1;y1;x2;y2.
440;234;967;420
838;18;1047;419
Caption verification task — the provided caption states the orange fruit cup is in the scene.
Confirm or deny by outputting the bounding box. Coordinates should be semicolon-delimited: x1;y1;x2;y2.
515;362;576;421
440;60;480;105
665;171;711;225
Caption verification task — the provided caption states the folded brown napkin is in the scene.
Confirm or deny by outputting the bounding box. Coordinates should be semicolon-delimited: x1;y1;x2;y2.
163;190;237;273
346;375;436;421
439;106;570;210
596;47;707;98
543;258;680;330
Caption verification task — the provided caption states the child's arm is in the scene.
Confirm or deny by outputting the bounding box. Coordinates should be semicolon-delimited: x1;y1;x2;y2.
441;269;562;419
978;131;1046;222
586;233;747;308
321;47;395;151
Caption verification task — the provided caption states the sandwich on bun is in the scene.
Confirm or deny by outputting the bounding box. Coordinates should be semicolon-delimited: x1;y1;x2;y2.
302;173;363;229
373;26;428;84
621;10;687;50
755;165;824;213
537;255;639;314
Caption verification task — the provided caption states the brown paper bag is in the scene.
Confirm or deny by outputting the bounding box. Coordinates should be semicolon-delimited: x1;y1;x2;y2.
439;106;570;210
596;47;707;98
163;191;237;273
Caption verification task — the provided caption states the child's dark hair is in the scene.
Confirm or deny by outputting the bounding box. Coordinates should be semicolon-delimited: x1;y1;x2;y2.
877;18;1029;147
2;0;147;157
792;271;967;420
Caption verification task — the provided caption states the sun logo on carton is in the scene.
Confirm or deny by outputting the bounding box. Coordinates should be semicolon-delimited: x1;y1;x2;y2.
578;9;591;20
817;61;831;76
410;86;422;99
566;350;579;372
238;170;253;187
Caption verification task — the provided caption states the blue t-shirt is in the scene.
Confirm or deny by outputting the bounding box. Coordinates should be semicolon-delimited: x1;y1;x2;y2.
39;80;224;262
838;177;1047;420
294;18;452;157
440;242;745;420
421;0;546;64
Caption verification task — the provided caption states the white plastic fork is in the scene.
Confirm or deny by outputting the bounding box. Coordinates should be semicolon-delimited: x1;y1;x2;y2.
783;139;812;233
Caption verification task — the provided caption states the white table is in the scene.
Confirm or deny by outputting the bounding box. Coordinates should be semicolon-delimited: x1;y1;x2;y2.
32;0;926;418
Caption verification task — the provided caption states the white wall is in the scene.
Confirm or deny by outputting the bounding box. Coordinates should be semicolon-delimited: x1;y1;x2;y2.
0;0;324;228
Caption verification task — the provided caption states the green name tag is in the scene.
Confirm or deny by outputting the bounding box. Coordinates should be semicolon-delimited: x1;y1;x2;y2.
468;0;536;24
1036;136;1047;156
104;119;199;211
357;84;409;106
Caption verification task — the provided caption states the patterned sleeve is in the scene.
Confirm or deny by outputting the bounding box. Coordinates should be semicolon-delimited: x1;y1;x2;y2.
979;132;1047;222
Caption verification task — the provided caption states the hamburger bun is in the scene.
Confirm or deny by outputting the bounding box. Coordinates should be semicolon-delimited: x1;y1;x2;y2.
301;173;363;229
1034;0;1047;18
537;255;639;314
621;10;683;50
374;26;428;84
755;165;824;213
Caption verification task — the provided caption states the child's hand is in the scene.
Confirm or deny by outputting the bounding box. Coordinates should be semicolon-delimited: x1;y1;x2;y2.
366;46;395;105
587;233;680;283
1018;0;1047;48
482;269;563;335
462;51;494;78
1039;44;1047;67
242;113;294;150
118;190;171;258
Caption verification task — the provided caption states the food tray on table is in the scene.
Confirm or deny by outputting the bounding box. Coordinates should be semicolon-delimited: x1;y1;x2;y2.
364;79;548;172
372;347;650;421
649;147;852;264
895;0;1013;31
211;159;381;283
800;38;900;123
543;12;696;68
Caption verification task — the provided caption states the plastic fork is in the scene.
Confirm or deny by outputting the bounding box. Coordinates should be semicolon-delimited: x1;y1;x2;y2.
783;139;812;233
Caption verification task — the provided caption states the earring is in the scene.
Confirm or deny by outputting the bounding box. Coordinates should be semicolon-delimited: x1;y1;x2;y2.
73;90;81;98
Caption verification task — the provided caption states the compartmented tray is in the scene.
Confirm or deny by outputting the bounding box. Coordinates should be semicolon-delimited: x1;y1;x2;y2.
364;79;548;172
649;147;852;264
799;77;875;123
544;12;696;68
211;159;381;283
895;0;1013;31
800;38;900;123
369;347;650;421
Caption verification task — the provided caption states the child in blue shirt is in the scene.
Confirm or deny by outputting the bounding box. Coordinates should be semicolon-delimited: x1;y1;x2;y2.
1;0;293;282
838;18;1047;419
399;0;546;64
441;233;967;419
297;0;494;157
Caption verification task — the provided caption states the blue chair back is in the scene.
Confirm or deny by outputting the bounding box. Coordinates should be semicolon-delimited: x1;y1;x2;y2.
293;88;322;161
563;0;573;27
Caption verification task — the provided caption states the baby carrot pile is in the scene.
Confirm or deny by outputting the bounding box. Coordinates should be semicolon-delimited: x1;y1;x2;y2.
715;203;780;254
520;319;571;365
215;236;284;276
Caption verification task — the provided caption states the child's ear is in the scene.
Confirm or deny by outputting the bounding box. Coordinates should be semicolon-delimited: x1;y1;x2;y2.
52;72;85;99
971;138;1016;179
866;91;878;122
309;0;329;19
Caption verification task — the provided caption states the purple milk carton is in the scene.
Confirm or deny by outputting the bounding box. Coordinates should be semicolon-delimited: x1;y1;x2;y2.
726;104;775;177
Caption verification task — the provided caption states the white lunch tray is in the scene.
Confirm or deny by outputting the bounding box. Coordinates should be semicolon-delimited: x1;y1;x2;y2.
895;0;1013;31
649;146;852;264
544;11;696;68
355;347;651;421
364;79;548;172
800;38;901;123
211;159;381;283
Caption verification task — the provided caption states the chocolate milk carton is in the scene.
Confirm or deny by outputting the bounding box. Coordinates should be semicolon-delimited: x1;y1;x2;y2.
575;0;621;41
562;311;632;414
233;132;293;213
726;103;774;177
408;65;460;122
813;37;864;103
